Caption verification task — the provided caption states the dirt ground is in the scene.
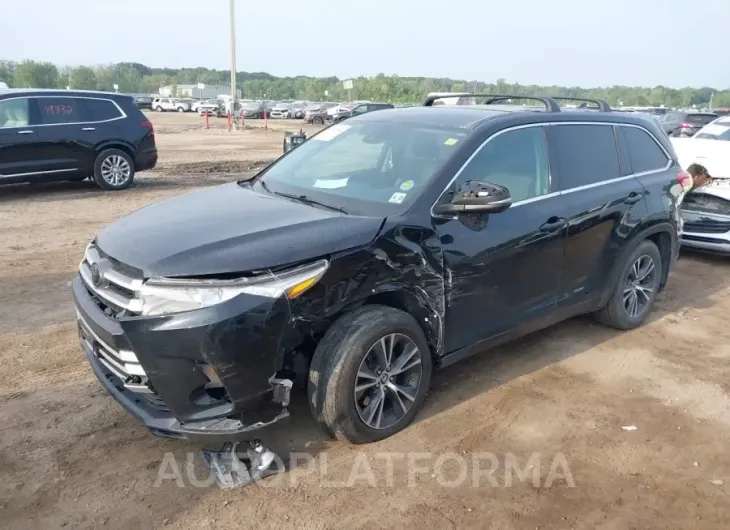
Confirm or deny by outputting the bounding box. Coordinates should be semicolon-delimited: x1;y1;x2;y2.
1;111;729;530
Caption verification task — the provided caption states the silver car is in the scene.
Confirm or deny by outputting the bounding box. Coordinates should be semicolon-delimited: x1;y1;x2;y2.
269;103;291;119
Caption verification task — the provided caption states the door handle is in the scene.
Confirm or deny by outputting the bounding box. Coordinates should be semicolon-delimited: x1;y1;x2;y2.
540;217;567;232
17;130;34;135
624;192;642;205
81;127;96;131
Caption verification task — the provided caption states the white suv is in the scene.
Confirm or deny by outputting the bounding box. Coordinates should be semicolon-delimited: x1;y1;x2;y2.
152;98;191;113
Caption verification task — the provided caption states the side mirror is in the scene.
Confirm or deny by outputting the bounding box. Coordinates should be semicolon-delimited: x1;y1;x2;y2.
433;181;512;215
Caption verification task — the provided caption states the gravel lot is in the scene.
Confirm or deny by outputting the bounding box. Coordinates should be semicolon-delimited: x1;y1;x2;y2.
1;111;729;529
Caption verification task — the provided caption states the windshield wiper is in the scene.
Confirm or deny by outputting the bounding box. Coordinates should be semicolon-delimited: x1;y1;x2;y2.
272;191;348;214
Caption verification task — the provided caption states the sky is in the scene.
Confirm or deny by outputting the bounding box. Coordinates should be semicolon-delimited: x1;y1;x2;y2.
0;0;727;89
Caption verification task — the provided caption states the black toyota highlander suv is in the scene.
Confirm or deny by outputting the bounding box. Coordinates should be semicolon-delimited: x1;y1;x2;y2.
0;89;156;190
72;95;689;447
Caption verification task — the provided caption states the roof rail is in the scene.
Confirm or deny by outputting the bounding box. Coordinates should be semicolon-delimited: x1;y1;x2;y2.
548;97;612;112
423;93;562;112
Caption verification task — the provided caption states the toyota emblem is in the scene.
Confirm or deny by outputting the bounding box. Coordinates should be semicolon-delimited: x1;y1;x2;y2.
90;264;102;287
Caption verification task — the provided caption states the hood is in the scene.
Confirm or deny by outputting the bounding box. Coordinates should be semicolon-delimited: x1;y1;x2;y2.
671;137;730;179
95;182;384;278
690;180;730;200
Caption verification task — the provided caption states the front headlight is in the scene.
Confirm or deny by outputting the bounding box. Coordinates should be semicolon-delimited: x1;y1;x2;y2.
138;259;328;316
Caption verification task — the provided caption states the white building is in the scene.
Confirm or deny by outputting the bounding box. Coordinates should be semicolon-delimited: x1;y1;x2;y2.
159;84;241;99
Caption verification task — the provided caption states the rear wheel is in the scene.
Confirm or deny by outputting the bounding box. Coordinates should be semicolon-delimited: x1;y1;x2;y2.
308;305;432;444
595;240;662;329
92;149;135;190
312;116;324;125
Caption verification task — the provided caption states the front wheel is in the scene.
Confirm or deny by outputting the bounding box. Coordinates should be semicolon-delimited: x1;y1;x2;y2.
177;107;185;113
308;305;432;444
312;116;324;125
594;240;662;329
155;106;163;112
92;149;135;190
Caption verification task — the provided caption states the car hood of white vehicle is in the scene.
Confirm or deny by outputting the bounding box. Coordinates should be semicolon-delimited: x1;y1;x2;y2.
671;137;730;179
691;180;730;200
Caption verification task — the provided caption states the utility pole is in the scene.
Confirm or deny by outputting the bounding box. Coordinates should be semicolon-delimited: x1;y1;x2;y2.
229;0;237;108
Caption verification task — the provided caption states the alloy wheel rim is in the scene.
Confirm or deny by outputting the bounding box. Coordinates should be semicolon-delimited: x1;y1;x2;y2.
623;254;656;318
100;155;131;186
354;333;423;430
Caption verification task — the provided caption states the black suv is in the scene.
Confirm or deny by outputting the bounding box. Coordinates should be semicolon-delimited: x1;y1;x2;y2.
0;89;157;190
659;110;718;137
328;102;394;123
72;95;687;450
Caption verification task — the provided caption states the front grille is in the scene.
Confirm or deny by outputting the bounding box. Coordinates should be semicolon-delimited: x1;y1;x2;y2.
78;312;170;409
79;245;144;318
683;220;730;234
682;234;726;244
78;313;145;385
141;393;171;412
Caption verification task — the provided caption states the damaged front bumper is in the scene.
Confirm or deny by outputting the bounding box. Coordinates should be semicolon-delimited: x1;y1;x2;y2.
72;276;293;443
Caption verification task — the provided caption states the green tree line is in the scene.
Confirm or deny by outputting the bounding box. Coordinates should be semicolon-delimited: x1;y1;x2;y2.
2;59;729;108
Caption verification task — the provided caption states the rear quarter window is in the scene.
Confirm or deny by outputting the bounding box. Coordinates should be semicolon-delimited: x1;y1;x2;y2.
621;126;669;174
550;124;620;189
79;98;123;122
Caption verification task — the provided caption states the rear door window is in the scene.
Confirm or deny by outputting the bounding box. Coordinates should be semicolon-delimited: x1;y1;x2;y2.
37;97;83;125
0;97;33;128
78;98;123;122
621;126;669;174
550;124;620;190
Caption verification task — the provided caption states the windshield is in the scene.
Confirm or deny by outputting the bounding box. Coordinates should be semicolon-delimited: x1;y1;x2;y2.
250;121;467;216
242;102;261;109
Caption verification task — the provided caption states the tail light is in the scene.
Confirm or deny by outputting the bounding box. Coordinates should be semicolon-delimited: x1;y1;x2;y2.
679;122;692;129
141;120;154;136
677;170;692;191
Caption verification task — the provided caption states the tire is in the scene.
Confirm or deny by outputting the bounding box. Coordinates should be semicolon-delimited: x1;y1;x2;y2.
594;240;662;330
177;107;185;113
92;149;135;190
312;116;324;125
155;106;163;112
308;305;432;444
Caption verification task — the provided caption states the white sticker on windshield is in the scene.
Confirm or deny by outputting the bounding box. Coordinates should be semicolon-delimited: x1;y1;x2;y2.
312;124;351;141
314;177;349;189
389;192;407;204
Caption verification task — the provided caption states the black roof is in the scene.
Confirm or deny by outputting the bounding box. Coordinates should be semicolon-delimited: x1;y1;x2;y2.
0;89;133;101
355;105;663;131
356;106;511;129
